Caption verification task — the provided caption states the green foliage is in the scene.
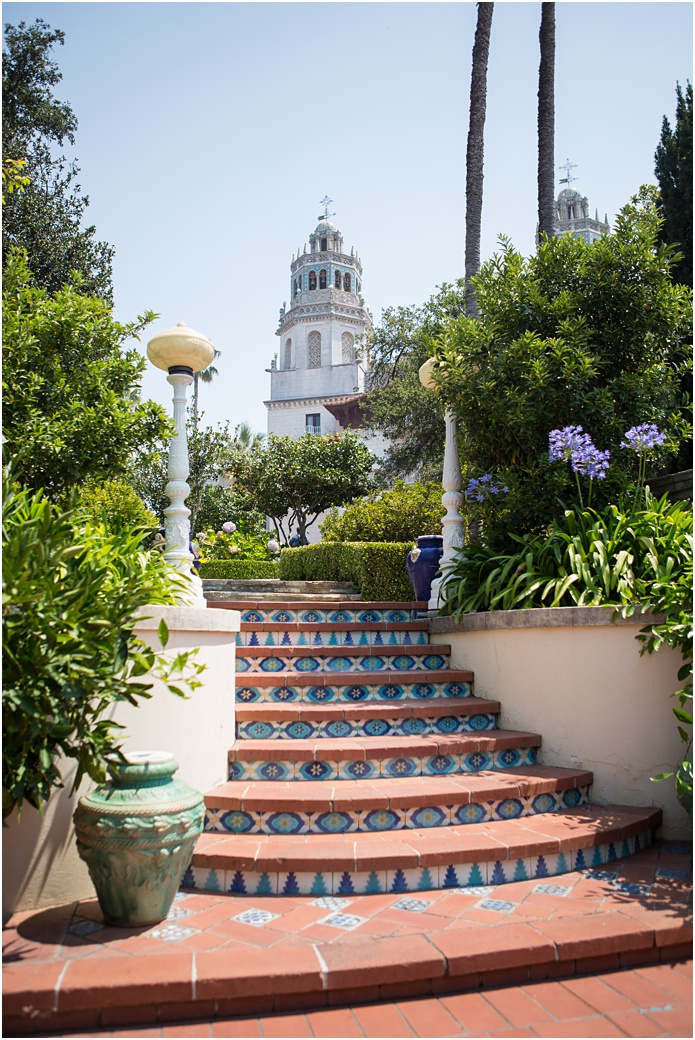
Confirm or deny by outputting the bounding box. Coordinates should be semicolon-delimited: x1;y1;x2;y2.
2;477;204;819
193;483;265;537
280;542;414;601
655;82;693;288
73;477;158;533
3;19;113;299
321;481;444;544
237;433;375;545
199;560;280;580
2;251;169;496
431;190;692;545
198;529;273;562
441;491;693;817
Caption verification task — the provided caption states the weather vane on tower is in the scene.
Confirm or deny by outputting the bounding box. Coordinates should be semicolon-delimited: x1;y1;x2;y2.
318;195;335;220
558;159;578;188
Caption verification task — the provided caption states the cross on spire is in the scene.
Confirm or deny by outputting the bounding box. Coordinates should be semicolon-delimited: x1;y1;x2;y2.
558;159;578;187
318;195;335;220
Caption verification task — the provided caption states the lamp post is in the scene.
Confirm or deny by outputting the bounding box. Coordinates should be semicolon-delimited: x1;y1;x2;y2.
418;358;465;611
147;322;216;607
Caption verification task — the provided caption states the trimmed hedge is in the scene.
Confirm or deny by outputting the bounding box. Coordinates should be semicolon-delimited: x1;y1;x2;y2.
279;542;414;601
199;560;280;580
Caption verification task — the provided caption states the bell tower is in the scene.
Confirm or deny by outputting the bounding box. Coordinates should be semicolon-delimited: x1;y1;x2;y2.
265;199;372;438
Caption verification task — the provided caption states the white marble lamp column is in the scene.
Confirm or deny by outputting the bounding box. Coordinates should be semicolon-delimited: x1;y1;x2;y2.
147;322;216;607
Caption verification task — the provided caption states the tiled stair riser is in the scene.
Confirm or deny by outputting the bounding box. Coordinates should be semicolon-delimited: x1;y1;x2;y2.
236;651;449;674
237;628;429;647
239;607;427;625
236;680;473;703
229;745;539;782
204;784;590;835
183;827;656;897
236;711;497;740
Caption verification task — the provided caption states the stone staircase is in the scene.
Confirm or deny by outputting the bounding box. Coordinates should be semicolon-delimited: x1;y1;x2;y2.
184;598;661;898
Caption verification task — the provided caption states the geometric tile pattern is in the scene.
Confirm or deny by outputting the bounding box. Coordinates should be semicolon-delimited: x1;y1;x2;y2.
227;745;541;782
235;711;497;741
238;628;430;647
238;607;428;625
236;651;449;674
182;826;657;896
235;680;474;703
205;783;591;834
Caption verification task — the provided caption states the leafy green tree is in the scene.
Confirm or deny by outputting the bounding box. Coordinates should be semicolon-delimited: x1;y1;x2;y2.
2;476;203;818
430;188;692;546
655;81;693;288
2;251;170;497
239;433;375;545
74;477;158;533
2;19;113;299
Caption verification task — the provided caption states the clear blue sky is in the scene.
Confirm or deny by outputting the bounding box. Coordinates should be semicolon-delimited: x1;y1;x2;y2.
4;2;693;436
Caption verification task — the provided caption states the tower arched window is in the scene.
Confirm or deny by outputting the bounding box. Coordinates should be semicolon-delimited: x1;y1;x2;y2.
341;332;354;364
335;270;342;289
293;279;298;296
319;269;327;289
320;237;327;252
283;339;292;370
307;331;321;368
308;271;317;291
343;272;351;293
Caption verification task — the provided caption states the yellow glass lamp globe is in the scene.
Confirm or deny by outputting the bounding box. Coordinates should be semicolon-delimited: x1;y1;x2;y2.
418;357;437;390
147;321;216;373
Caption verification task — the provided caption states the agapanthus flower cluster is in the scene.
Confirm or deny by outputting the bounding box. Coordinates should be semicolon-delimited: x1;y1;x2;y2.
620;424;666;453
548;426;610;480
465;474;509;504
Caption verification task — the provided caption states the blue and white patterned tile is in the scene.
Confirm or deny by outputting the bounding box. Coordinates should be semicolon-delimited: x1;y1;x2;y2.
392;896;432;912
322;719;356;739
284;721;317;739
527;792;560;816
655;867;690;880
444;681;472;698
338;758;379;781
452;802;489;826
312;810;359;835
531;851;572;878
219;809;260;835
398;716;427;737
236;686;262;703
440;862;488;887
475;896;519;913
381;756;423;780
386;867;430;894
296;759;338;782
533;882;572;896
405;805;451;829
305;686;336;703
237;720;277;740
461;751;491;773
377;683;406;701
318;911;368;931
262;810;309;836
422;754;458;777
186;865;226;894
233;907;281;927
311;895;353;910
612;880;653;898
268;686;299;702
360;807;405;832
149;924;200;942
492;798;525;822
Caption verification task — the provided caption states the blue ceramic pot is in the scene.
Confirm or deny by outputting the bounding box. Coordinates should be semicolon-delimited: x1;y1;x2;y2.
406;535;443;602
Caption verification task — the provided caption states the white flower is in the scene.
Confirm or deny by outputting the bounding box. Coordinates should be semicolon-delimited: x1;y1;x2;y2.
267;539;280;553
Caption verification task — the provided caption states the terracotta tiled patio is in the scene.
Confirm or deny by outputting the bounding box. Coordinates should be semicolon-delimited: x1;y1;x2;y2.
3;840;691;1037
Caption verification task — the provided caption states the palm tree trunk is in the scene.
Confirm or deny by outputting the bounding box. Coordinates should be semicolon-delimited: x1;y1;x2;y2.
192;372;199;432
538;2;556;241
465;1;494;319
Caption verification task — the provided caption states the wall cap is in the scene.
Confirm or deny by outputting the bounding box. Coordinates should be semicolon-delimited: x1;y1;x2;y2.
429;605;660;634
134;604;240;633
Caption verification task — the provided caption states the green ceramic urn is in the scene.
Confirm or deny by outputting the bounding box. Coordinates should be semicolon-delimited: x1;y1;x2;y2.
73;751;204;927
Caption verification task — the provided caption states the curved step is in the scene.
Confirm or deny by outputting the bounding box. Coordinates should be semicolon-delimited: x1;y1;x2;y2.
235;696;501;740
204;766;593;835
236;669;474;703
229;730;541;781
185;804;663;896
236;644;452;675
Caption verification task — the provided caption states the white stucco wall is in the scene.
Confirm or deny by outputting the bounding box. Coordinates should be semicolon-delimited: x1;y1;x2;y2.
429;606;690;839
2;605;239;921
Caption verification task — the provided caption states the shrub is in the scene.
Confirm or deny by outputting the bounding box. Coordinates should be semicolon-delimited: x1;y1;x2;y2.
198;528;274;561
194;483;265;536
2;478;203;819
199;560;280;580
280;542;414;601
321;481;444;544
73;477;158;532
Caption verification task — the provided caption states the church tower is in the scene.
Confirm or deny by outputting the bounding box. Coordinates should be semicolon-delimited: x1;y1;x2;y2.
265;199;372;439
554;159;610;244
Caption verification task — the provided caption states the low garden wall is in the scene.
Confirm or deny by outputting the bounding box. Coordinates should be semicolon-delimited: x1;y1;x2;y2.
2;605;239;921
429;606;689;839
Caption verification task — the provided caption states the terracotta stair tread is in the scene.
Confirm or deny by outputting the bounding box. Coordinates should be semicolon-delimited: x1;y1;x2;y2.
235;696;500;722
236;669;474;688
191;805;663;872
229;730;542;761
237;644;451;658
205;766;595;812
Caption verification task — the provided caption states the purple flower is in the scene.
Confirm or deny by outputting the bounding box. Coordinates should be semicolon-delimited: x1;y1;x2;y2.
465;476;509;504
222;521;237;533
620;424;666;453
549;426;610;480
570;444;611;480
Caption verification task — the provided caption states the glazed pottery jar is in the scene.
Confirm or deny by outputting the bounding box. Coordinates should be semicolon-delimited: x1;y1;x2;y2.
406;535;443;602
73;751;204;927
